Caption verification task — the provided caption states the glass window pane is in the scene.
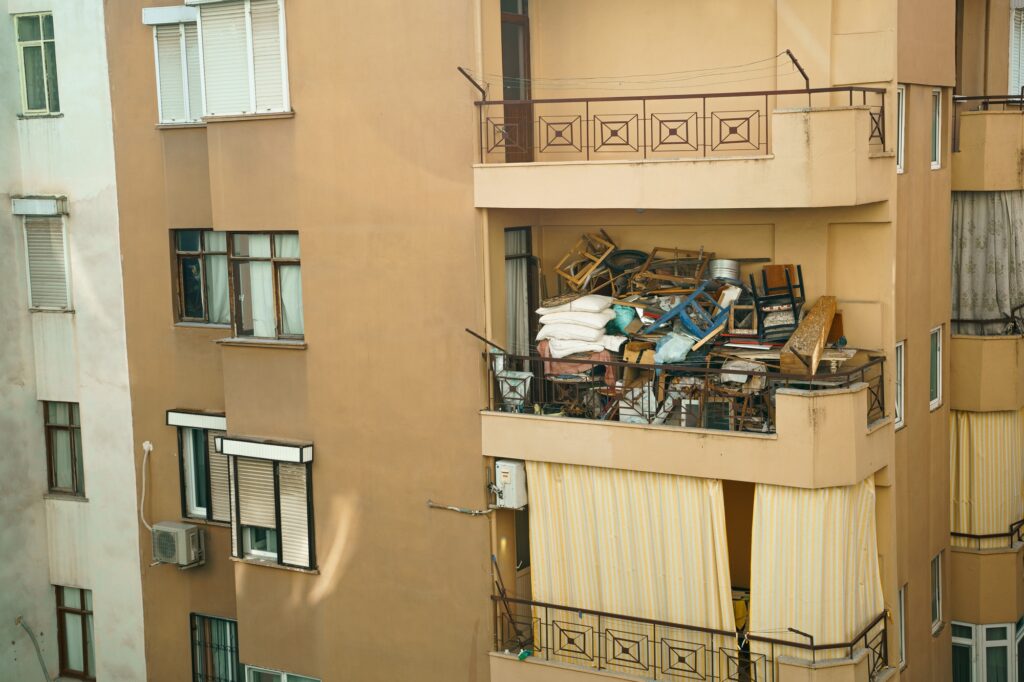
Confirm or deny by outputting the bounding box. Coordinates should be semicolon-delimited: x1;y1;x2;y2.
1017;635;1024;682
82;589;92;610
69;403;79;426
501;22;527;100
181;256;205;319
48;402;70;425
206;254;230;324
63;612;84;671
278;265;303;336
233;234;271;258
17;15;41;41
41;14;54;39
204;231;227;253
273;233;300;258
988;627;1008;641
74;428;84;495
986;645;1008;682
930;333;939;401
176;229;202;252
250;670;283;682
44;41;59;113
234;260;276;337
954;624;974;639
287;675;319;682
85;612;95;677
190;428;208;512
62;587;82;609
51;429;73;489
953;644;973;682
22;45;47;111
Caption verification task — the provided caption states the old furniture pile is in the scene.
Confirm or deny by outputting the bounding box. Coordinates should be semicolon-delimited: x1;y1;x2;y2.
488;230;881;432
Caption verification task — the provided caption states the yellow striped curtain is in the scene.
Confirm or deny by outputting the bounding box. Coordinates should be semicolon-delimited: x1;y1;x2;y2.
749;478;884;663
950;409;1024;549
525;461;736;677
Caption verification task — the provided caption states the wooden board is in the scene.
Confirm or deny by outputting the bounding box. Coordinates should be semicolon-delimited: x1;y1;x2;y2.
780;296;837;375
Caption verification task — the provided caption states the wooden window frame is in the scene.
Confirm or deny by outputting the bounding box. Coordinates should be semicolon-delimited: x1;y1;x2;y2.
227;232;303;340
894;341;905;428
172;229;229;325
152;21;200;124
55;586;94;681
14;12;59;115
44;401;83;496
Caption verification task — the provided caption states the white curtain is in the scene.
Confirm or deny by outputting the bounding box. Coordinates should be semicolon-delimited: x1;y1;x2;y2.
526;461;737;676
749;479;884;663
244;235;276;337
275;234;304;335
952;191;1024;334
505;229;530;356
204;232;229;324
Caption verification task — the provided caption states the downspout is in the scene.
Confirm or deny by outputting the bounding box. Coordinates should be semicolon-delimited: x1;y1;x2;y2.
16;616;54;682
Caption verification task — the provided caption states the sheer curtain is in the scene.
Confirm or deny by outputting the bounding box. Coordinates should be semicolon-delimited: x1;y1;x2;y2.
749;478;884;662
526;461;737;676
246;235;276;337
952;191;1024;334
505;229;530;356
48;402;73;488
275;234;304;335
205;232;229;324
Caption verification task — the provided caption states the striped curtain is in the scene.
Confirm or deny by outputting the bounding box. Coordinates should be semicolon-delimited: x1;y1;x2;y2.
950;409;1024;549
525;461;737;677
749;478;884;663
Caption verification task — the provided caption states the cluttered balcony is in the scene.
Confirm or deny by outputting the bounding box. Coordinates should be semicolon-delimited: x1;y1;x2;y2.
953;94;1024;191
470;87;890;210
475;231;892;488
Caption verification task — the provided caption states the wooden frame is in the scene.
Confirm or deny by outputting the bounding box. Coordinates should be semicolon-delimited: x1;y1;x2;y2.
172;229;229;325
44;401;83;496
228;232;303;340
56;586;94;680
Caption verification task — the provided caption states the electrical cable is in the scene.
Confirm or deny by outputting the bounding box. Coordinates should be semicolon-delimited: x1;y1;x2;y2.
16;616;53;682
139;441;153;532
426;499;494;516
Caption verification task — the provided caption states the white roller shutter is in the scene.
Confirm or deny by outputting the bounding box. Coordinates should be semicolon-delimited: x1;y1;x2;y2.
236;457;276;528
200;0;251;115
155;24;186;122
24;217;69;310
1013;10;1024;95
250;0;284;112
228;457;239;556
207;430;231;523
279;463;311;567
184;23;203;121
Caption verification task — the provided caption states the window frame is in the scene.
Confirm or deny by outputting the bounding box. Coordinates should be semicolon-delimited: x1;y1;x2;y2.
190;613;241;682
151;21;201;124
172;229;230;325
178;426;210;520
23;215;72;312
931;552;943;633
227;232;303;340
896;85;906;173
952;622;975;681
242;524;279;561
245;665;320;682
894;340;906;428
898;583;907;669
44;401;84;497
195;0;291;118
14;12;59;115
930;326;943;410
931;88;942;170
55;586;94;681
982;624;1013;682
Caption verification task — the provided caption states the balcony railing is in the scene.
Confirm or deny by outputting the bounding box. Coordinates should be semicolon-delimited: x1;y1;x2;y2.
483;349;886;433
475;86;886;164
493;595;889;681
952;519;1024;551
952;92;1024;152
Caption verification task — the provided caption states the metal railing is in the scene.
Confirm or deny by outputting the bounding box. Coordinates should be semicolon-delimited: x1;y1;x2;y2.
485;349;885;432
474;86;886;164
951;518;1024;550
951;302;1024;336
952;91;1024;152
493;595;889;681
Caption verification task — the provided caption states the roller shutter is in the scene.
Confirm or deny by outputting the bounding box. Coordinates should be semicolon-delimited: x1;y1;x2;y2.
279;462;311;568
24;217;69;310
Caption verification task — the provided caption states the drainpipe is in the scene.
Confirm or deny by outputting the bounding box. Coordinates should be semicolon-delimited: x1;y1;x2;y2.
16;616;54;682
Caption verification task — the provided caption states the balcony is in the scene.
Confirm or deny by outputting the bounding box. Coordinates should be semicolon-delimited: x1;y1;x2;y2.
953;96;1024;191
950;525;1024;625
479;349;890;488
473;87;889;210
950;334;1024;411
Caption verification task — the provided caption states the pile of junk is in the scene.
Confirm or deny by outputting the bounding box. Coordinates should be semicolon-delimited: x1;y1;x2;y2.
472;230;885;432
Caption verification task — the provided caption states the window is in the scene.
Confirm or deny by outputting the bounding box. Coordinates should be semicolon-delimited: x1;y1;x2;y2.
197;0;290;117
191;614;240;682
1011;9;1024;95
230;454;316;569
153;22;202;123
230;233;303;339
174;230;230;324
898;584;907;668
24;216;70;310
895;341;905;428
177;426;231;522
1016;618;1024;682
56;586;94;680
931;552;943;631
45;402;84;496
984;625;1011;682
896;85;906;173
14;12;59;115
930;326;943;410
931;88;942;169
245;666;319;682
953;623;975;682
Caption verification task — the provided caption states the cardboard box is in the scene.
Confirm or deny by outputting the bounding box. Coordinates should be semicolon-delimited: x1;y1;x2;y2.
622;341;656;388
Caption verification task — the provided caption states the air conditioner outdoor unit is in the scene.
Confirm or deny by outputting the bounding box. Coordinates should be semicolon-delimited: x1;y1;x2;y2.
151;521;205;567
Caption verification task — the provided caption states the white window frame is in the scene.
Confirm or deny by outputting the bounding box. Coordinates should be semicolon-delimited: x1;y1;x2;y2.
983;623;1013;682
151;22;201;124
244;665;319;682
181;427;208;518
14;12;58;116
898;584;907;668
931;552;943;633
895;340;906;428
896;85;906;174
952;622;976;679
195;0;291;118
23;215;72;312
930;326;943;411
931;88;942;170
241;525;277;561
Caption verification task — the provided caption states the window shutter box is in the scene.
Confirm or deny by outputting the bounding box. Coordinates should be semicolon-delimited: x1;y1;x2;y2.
279;463;310;568
207;431;231;523
156;24;186;122
24;216;68;309
236;457;275;528
200;0;250;115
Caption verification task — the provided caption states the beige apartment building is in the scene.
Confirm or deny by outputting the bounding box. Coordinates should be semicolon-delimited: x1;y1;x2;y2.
89;0;996;681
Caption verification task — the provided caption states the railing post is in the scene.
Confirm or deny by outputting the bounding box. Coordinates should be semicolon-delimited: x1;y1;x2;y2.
702;96;707;158
545;606;551;661
585;100;591;161
642;98;648;160
597;613;602;670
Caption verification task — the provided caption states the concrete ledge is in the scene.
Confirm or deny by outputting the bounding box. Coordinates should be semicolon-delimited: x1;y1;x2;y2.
953;110;1024;191
778;648;872;682
950;335;1024;411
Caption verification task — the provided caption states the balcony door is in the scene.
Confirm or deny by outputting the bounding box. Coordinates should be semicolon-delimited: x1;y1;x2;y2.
501;0;532;162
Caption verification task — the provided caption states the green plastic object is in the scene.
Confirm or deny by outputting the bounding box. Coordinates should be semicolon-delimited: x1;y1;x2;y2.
517;648;534;661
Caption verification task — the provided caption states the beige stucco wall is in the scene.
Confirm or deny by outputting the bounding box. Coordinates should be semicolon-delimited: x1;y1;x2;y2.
949;546;1024;625
950;335;1024;411
952;111;1024;190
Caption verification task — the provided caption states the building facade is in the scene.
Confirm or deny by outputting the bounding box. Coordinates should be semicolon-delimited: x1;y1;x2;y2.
0;1;146;680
